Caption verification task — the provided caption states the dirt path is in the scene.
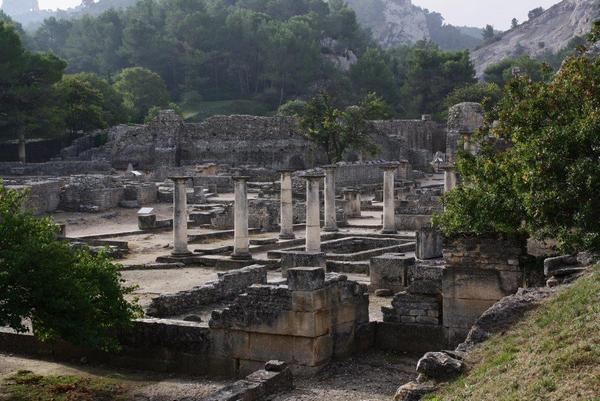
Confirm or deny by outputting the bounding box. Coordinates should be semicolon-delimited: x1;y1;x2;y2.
0;353;230;401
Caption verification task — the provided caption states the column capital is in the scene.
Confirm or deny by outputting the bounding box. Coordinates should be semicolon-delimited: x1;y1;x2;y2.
232;175;251;182
380;162;400;171
169;175;192;182
278;168;296;174
302;172;325;180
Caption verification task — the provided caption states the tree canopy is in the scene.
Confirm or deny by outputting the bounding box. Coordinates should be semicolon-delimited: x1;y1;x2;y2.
434;24;600;253
0;182;141;350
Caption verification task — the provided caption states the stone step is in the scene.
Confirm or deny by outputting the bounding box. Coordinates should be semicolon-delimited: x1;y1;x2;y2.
327;260;369;274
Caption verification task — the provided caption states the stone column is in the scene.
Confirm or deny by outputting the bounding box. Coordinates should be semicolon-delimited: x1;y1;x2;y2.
398;160;411;181
443;165;458;193
279;169;295;240
170;176;191;256
343;188;361;218
304;172;325;253
381;163;399;234
323;165;338;232
232;176;252;260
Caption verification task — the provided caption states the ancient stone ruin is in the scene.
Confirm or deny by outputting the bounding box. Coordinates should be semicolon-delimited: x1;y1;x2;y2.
1;103;570;400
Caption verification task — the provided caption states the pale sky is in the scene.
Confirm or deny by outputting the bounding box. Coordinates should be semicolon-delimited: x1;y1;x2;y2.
36;0;561;30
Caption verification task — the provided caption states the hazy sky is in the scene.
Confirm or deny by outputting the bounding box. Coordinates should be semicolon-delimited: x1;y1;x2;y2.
36;0;561;30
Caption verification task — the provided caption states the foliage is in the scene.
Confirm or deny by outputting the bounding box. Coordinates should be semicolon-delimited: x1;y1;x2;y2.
144;102;182;123
1;370;130;401
482;24;496;43
24;0;478;120
0;21;66;142
113;67;170;123
349;47;398;105
444;82;502;112
68;72;129;126
434;27;600;252
277;99;307;116
401;41;476;119
0;183;141;351
511;18;519;29
483;55;552;87
424;11;482;51
54;74;108;134
299;91;389;162
425;265;600;401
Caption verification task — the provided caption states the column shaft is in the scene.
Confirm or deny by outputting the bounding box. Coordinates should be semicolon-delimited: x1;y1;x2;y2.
323;167;338;232
171;177;191;256
305;175;323;253
382;167;397;234
232;177;251;259
279;171;295;239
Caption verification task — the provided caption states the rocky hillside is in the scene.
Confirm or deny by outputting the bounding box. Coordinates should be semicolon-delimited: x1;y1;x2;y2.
345;0;482;50
471;0;600;76
421;264;600;401
345;0;430;47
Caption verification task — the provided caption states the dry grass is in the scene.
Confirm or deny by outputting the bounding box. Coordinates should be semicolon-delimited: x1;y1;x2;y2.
426;265;600;401
0;370;130;401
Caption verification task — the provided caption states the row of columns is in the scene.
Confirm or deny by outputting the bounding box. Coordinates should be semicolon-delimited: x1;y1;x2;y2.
168;163;401;258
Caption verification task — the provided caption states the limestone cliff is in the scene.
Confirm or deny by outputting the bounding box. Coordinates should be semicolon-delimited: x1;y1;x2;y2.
345;0;430;47
471;0;600;77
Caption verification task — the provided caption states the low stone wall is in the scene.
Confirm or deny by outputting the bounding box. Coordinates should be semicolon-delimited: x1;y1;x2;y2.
5;179;63;215
0;161;111;176
442;235;526;346
59;175;125;212
383;293;440;325
210;268;369;375
395;214;433;231
146;265;267;317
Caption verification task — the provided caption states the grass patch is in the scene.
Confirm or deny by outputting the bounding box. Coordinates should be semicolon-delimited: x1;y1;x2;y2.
181;99;274;121
0;370;129;401
424;265;600;401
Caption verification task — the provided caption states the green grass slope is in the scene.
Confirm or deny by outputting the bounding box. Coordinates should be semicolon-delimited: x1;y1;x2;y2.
427;265;600;401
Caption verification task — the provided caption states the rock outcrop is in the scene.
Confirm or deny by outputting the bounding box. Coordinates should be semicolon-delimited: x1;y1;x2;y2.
471;0;600;76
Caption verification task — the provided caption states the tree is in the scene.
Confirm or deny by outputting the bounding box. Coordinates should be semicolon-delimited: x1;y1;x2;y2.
70;72;128;126
528;7;544;21
0;182;141;350
0;21;66;161
55;75;107;134
402;41;476;119
482;24;495;42
444;82;502;112
511;18;518;29
349;47;398;105
483;55;552;87
113;67;170;123
299;92;389;162
277;99;307;116
434;23;600;252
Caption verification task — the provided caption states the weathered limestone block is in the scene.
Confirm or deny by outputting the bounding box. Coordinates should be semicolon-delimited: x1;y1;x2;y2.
288;267;326;291
416;351;464;380
416;228;443;260
280;251;326;278
370;253;415;292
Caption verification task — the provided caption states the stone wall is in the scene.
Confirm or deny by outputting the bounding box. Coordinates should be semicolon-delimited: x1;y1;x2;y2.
209;268;369;375
63;111;446;171
5;179;64;215
0;161;111;176
442;235;526;346
446;102;484;163
146;265;267;318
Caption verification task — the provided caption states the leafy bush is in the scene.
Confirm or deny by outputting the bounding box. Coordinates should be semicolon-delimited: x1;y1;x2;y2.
0;182;141;351
434;23;600;253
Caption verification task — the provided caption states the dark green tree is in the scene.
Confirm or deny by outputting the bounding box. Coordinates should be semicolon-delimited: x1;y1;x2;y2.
511;18;519;29
299;91;389;162
483;55;552;87
0;182;142;351
113;67;171;123
0;21;66;161
55;74;107;134
444;82;502;111
349;47;398;105
434;23;600;252
482;24;495;42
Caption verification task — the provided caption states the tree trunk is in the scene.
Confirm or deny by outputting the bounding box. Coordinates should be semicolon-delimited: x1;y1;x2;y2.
18;131;26;163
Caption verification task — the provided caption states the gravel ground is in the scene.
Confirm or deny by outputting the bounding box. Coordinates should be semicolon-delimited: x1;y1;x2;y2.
273;351;418;401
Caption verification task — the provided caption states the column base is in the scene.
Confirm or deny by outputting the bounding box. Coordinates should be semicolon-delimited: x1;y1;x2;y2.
171;251;193;257
279;233;296;240
231;252;253;261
